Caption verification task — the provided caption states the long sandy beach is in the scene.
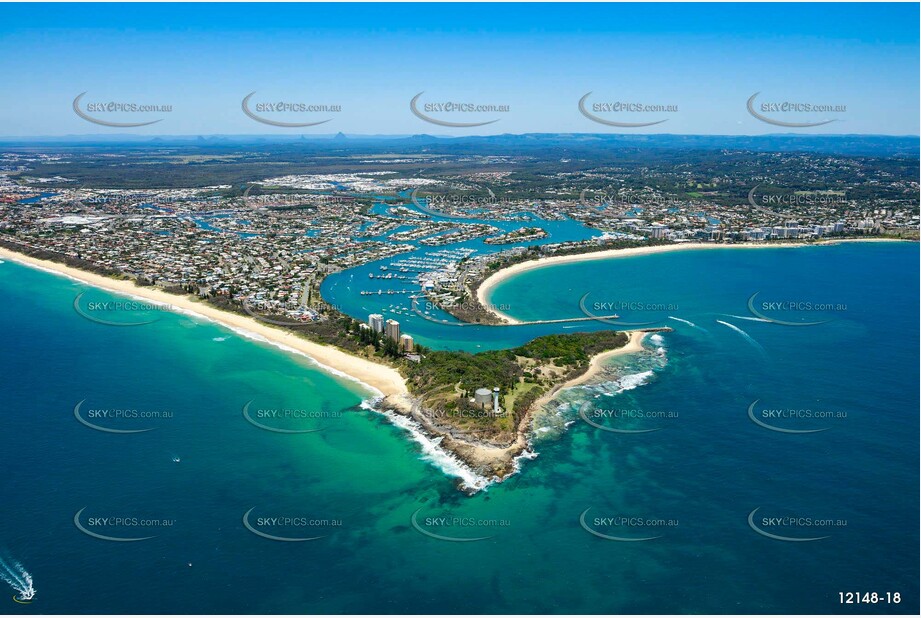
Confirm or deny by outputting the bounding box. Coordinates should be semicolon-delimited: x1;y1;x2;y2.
0;246;408;398
475;239;906;324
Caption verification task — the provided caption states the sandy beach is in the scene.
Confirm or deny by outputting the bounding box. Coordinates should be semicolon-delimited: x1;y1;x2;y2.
0;246;408;398
1;244;658;488
382;329;653;481
528;329;650;415
400;332;651;480
475;239;909;324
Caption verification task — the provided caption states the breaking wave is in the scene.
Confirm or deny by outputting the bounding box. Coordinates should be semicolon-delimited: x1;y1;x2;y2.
531;337;664;441
360;398;495;494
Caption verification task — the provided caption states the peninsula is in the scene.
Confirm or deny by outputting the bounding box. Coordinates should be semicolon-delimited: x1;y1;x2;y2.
0;243;658;489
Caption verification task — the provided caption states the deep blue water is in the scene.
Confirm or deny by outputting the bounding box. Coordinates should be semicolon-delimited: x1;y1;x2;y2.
0;242;917;614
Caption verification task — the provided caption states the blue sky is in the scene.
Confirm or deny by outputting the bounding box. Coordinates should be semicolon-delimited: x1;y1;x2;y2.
0;3;917;136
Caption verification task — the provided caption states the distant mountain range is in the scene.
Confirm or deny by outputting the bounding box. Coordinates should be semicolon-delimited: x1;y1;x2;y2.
1;132;918;157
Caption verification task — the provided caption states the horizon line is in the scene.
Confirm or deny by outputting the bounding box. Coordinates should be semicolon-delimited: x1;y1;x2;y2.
2;132;919;141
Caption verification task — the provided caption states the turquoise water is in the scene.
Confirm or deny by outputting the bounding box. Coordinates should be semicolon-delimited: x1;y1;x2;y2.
322;202;603;352
0;242;917;613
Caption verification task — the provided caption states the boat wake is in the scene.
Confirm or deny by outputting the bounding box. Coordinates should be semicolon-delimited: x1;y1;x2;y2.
716;320;766;355
668;316;708;332
0;554;35;603
721;313;770;323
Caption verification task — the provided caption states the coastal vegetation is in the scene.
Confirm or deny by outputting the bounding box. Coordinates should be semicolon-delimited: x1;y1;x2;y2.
403;330;629;443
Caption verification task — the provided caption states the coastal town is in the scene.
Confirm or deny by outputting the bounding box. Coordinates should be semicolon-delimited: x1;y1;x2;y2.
2;2;918;614
0;141;917;480
1;143;916;335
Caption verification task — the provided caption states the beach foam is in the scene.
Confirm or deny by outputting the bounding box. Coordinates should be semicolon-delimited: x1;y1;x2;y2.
532;364;658;440
359;398;494;493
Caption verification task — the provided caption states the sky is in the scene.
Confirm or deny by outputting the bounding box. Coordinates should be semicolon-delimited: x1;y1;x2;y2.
0;2;918;137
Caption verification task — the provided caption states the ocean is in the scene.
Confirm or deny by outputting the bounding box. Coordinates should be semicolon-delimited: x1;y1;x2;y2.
0;241;917;614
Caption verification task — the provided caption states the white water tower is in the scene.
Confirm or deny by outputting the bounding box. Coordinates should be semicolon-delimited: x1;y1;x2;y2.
474;388;492;407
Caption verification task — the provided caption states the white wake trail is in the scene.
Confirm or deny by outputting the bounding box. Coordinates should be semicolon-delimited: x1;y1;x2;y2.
715;320;766;355
668;316;708;332
0;556;36;601
722;314;771;323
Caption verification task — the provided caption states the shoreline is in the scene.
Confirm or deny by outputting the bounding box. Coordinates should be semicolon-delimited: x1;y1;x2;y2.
382;329;654;488
476;239;912;324
529;330;650;414
0;245;656;492
5;238;906;492
0;246;408;399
